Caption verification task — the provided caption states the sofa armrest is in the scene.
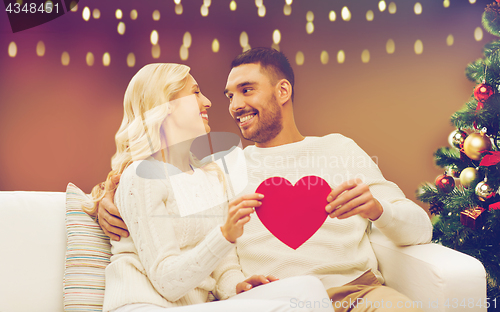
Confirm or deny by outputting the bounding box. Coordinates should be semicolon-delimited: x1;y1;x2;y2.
369;226;487;312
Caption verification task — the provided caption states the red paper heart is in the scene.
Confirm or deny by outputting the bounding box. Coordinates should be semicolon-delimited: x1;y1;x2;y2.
255;176;331;250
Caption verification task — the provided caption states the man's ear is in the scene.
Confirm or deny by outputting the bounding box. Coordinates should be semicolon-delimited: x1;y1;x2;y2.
276;79;292;105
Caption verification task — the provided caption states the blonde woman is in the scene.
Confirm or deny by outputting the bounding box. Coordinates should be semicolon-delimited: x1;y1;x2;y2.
90;63;333;312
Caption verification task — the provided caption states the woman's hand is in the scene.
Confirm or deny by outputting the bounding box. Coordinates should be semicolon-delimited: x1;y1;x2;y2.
98;174;130;241
236;275;279;294
220;193;264;243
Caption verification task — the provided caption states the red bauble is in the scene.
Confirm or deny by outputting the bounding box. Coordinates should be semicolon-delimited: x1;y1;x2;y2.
435;174;455;193
474;83;494;102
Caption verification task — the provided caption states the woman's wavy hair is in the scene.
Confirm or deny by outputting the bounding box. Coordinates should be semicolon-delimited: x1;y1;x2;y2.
87;63;225;216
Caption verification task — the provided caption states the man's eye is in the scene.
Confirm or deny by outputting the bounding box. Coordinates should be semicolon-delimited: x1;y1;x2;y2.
243;89;251;93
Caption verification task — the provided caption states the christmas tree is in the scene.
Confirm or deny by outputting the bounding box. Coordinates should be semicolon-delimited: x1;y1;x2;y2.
417;1;500;302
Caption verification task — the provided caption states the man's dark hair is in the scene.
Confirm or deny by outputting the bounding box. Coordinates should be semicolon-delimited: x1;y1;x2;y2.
231;47;295;101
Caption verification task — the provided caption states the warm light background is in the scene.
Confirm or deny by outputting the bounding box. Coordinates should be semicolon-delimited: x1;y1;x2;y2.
0;0;496;209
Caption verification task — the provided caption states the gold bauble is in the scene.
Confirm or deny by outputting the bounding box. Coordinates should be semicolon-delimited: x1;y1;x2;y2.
475;181;495;201
459;167;478;188
463;133;492;160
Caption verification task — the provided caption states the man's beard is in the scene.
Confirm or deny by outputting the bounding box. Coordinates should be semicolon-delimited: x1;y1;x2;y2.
240;94;283;144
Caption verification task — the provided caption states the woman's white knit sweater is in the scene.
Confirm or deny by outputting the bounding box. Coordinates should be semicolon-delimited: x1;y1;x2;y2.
103;158;245;312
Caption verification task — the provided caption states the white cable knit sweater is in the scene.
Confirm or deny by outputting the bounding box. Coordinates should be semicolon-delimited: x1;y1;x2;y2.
216;134;433;294
103;158;245;312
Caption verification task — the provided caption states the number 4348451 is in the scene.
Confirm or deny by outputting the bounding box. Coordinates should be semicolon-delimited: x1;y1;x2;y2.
5;2;59;14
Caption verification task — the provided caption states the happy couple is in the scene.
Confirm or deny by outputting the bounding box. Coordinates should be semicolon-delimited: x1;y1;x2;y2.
89;47;431;312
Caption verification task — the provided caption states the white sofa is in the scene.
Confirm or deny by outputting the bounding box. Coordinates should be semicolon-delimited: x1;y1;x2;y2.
0;191;487;312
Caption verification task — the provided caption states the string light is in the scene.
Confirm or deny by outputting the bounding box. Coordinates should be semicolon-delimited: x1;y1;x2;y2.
180;45;189;60
446;34;454;46
230;1;237;11
474;27;483;41
295;51;304;66
414;39;423;54
82;7;90;21
361;49;370;63
337;50;345;64
201;5;209;16
378;1;386;12
388;2;396;14
320;51;329;65
212;39;220;53
115;9;123;19
36;41;45;57
329;11;336;22
70;1;77;12
386;39;395;54
151;30;159;45
86;52;94;66
103;52;111;66
153;10;160;21
127;53;135;67
414;3;422;15
273;29;281;44
183;32;192;48
152;45;161;58
175;4;183;15
341;7;351;21
92;8;100;19
8;42;17;57
61;51;70;66
306;22;314;34
240;32;249;48
366;10;374;21
258;5;266;17
117;22;125;35
130;9;138;20
284;4;291;16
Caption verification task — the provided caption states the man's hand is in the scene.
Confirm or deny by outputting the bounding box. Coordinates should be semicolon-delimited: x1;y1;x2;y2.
98;174;129;241
236;275;279;294
325;179;383;221
220;193;263;243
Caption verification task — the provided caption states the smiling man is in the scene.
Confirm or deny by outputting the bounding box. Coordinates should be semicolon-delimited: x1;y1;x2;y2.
98;48;432;311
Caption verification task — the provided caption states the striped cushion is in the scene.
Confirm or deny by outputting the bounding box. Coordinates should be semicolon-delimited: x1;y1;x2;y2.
64;183;111;312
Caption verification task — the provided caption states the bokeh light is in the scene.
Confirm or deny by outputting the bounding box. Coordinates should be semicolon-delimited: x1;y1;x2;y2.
61;52;70;66
388;2;396;14
329;11;336;22
414;3;422;15
320;51;329;65
70;1;77;12
201;5;209;16
386;39;395;54
366;10;374;21
230;1;236;11
306;11;314;22
378;1;386;12
86;52;94;66
117;22;125;35
127;53;135;67
151;30;159;45
82;6;90;21
36;41;45;57
361;49;370;63
212;39;220;53
295;51;304;65
414;40;423;54
258;5;266;17
469;0;476;3
175;4;183;15
306;22;314;34
153;10;160;21
240;31;249;48
341;7;351;21
103;52;111;66
446;34;454;46
8;42;17;57
92;8;100;19
152;45;161;58
273;30;281;44
180;45;189;60
130;9;138;20
443;0;450;8
183;32;192;48
284;4;291;16
337;50;345;64
474;27;483;41
115;9;123;19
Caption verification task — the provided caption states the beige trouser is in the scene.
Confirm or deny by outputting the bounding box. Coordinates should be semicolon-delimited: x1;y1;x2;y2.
327;271;424;312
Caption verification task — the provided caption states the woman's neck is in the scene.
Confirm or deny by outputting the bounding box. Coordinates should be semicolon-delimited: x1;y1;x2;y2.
152;140;194;174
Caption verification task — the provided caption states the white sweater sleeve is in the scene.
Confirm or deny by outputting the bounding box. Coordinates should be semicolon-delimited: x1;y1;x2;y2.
342;138;433;246
211;246;246;300
116;164;235;302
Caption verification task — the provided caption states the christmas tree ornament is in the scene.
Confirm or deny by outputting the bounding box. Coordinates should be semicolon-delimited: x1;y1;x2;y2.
429;201;444;215
448;130;467;149
435;174;455;193
475;179;495;201
460;207;486;230
463;132;492;160
447;165;461;178
459;167;478;187
474;82;494;103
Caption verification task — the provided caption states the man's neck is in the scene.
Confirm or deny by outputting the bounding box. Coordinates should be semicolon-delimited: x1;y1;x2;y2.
255;127;304;148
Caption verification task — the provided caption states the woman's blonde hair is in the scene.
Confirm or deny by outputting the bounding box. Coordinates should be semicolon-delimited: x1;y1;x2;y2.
87;63;225;216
